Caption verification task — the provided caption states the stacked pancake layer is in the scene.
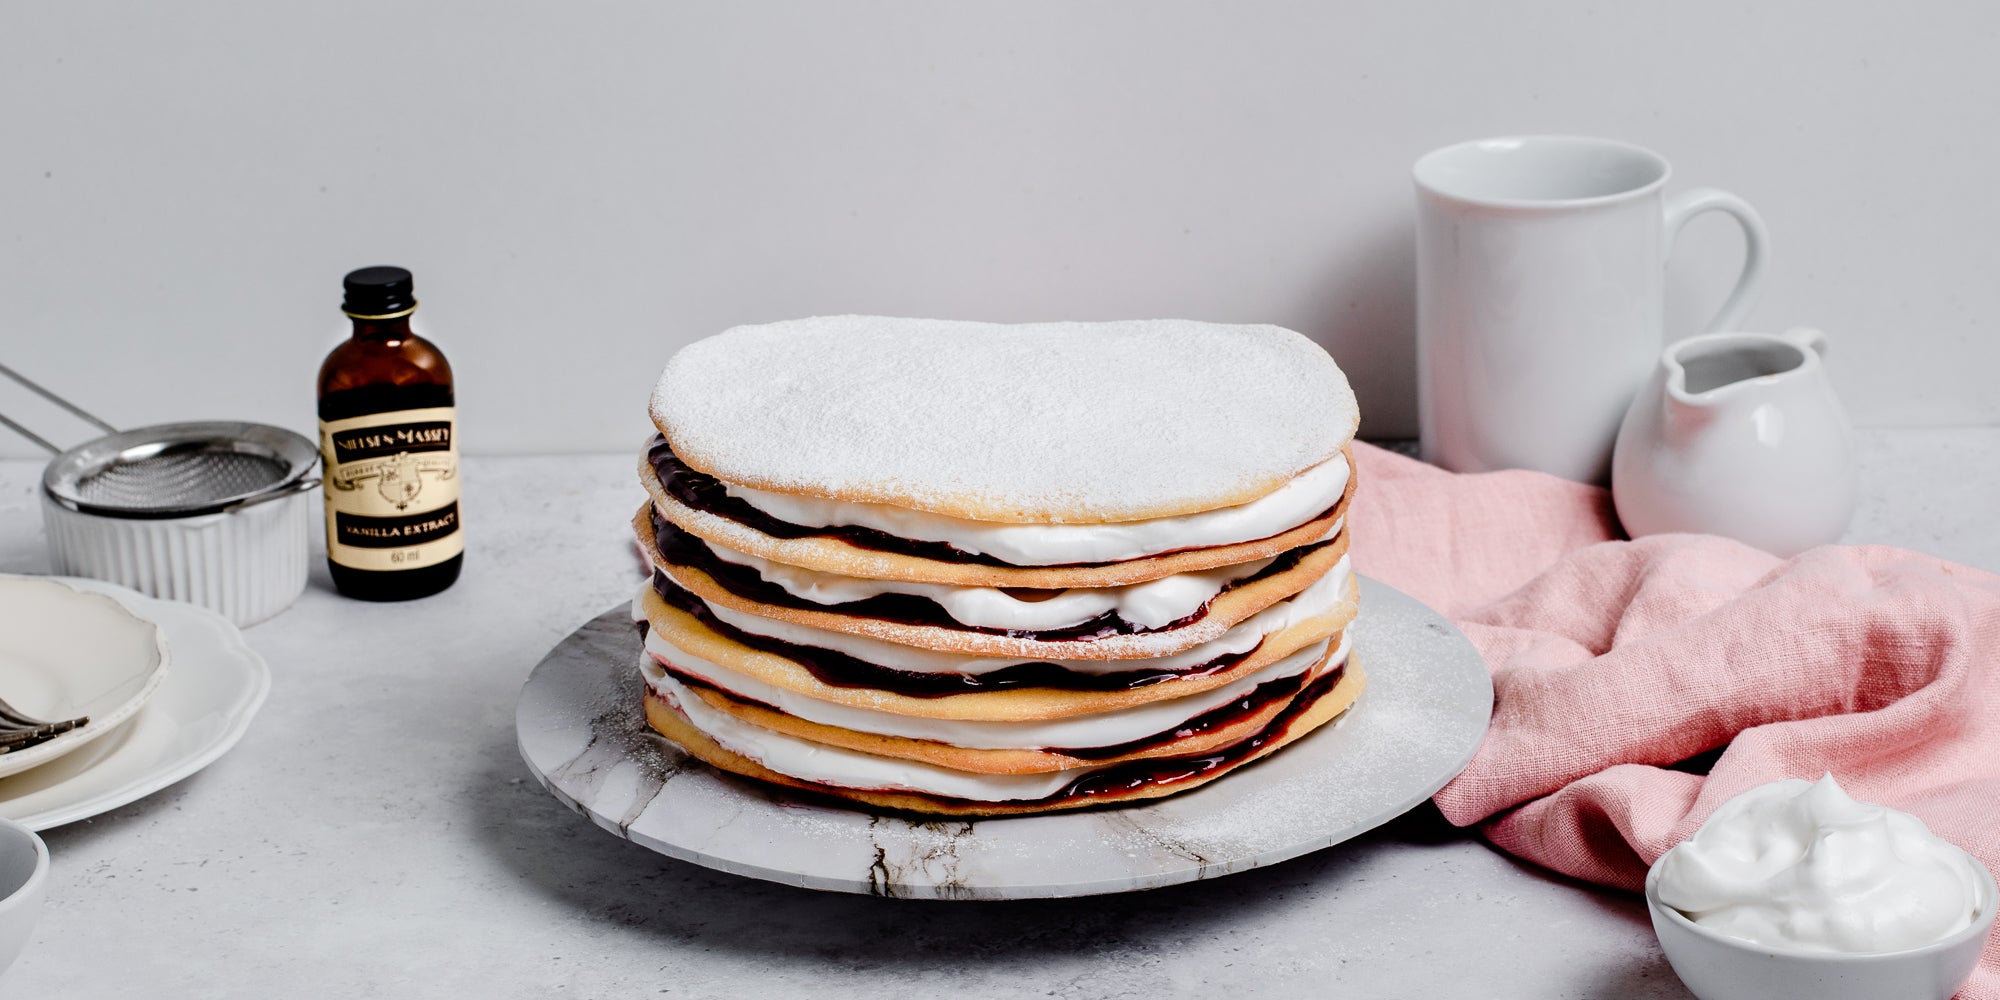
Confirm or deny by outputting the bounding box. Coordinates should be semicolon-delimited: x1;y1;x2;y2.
632;316;1364;816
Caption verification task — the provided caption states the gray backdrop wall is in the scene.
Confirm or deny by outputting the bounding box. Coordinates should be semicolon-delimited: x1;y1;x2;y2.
4;1;1994;457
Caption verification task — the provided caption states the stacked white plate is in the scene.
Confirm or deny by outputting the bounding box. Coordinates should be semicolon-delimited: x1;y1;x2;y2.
0;575;269;830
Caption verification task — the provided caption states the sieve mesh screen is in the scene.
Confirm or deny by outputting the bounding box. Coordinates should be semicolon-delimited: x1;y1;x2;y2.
72;446;290;509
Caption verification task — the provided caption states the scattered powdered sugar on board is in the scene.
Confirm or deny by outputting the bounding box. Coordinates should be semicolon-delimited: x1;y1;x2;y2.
650;316;1359;524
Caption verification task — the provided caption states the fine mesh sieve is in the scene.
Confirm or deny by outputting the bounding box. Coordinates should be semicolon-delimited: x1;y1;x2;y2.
2;363;320;518
74;447;289;509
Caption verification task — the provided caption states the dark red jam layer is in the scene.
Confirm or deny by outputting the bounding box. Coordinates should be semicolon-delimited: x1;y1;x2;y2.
998;662;1344;807
651;436;1015;565
1059;663;1332;761
645;572;1259;696
648;435;1340;569
658;658;1341;762
651;510;1327;641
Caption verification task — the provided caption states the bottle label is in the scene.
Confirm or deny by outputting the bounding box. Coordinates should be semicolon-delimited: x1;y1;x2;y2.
319;406;463;572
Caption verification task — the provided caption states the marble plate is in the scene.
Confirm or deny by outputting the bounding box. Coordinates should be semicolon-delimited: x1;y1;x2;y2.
517;576;1492;899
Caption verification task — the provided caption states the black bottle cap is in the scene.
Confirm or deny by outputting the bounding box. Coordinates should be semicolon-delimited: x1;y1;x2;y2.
342;266;417;318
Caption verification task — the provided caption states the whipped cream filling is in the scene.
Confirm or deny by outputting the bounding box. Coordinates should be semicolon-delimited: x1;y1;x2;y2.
701;526;1340;631
645;630;1343;751
724;453;1350;566
1655;774;1989;953
683;554;1353;676
654;664;1089;801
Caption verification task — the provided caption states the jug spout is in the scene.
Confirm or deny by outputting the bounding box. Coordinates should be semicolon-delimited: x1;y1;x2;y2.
1659;355;1715;441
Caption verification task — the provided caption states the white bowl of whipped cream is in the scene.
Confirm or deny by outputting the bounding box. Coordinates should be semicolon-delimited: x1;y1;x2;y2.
1644;774;1995;1000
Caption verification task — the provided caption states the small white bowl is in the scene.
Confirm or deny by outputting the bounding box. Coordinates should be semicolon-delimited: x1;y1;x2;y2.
0;818;48;975
1645;850;1997;1000
0;575;172;779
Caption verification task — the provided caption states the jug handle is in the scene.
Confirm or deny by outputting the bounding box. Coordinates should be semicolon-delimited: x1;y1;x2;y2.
1779;326;1829;359
1664;187;1770;334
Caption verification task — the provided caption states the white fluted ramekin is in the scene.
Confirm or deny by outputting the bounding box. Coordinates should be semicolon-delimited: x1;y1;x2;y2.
42;487;314;627
38;421;320;627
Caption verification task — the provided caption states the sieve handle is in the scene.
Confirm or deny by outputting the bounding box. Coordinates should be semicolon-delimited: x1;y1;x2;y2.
224;475;322;512
0;362;119;454
0;412;60;454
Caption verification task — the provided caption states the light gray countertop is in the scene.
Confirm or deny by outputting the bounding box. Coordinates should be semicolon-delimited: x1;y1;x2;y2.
0;428;1992;998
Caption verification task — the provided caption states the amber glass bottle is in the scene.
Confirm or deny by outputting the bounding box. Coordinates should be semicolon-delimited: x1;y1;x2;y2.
317;266;463;601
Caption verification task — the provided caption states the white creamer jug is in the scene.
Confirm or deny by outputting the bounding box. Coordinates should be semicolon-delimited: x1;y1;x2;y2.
1611;328;1856;556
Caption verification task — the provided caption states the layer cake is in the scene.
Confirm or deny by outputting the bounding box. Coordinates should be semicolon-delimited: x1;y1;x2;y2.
630;316;1362;816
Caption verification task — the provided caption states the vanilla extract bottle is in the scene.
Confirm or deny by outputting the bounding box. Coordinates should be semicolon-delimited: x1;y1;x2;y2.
317;266;463;601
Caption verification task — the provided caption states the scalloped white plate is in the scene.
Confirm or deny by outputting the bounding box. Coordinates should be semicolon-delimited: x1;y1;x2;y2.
0;579;269;831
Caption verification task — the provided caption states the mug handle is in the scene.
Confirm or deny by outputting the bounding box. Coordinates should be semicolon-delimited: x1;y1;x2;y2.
1663;187;1770;333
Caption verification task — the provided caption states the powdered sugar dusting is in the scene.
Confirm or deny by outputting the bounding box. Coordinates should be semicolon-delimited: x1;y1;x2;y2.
650;316;1358;523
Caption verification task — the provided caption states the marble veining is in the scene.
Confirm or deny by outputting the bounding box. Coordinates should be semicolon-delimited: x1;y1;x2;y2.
516;576;1493;900
540;615;686;834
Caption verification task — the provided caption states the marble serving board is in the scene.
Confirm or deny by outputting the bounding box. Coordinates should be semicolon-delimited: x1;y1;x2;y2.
516;576;1492;900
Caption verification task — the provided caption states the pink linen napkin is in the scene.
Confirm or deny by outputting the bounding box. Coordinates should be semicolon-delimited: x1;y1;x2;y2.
1344;441;2000;997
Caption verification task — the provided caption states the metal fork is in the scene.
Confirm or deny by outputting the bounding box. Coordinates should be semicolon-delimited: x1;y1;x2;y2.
0;694;87;754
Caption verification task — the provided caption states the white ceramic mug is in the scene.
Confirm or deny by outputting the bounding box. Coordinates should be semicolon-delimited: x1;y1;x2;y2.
1414;135;1769;483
